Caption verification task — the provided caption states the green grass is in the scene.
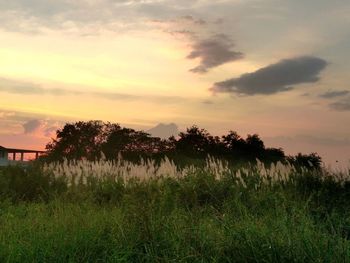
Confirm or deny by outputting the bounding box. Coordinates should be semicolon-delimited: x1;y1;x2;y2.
0;164;350;262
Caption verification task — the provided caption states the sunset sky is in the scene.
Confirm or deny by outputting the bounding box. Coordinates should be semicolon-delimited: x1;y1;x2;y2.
0;0;349;166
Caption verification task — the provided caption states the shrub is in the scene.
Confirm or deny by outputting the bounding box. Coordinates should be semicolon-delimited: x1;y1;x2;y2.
0;165;66;202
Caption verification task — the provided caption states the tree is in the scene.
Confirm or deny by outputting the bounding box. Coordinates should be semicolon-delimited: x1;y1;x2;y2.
264;148;285;163
102;125;134;159
47;121;171;161
175;126;212;157
222;131;247;157
245;134;265;159
291;153;322;169
46;120;105;161
45;120;320;168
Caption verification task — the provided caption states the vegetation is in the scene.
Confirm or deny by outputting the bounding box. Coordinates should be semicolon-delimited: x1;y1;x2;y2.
0;120;343;262
0;156;350;262
45;120;322;168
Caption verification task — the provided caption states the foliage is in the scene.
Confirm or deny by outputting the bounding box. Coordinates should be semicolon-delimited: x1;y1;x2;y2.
0;160;350;262
46;120;106;161
289;152;323;170
45;121;321;169
0;165;66;202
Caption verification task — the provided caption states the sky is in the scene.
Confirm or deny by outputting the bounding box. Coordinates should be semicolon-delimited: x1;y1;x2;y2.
0;0;349;166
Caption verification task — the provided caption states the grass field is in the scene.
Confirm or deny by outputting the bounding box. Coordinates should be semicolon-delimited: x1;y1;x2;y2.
1;158;350;262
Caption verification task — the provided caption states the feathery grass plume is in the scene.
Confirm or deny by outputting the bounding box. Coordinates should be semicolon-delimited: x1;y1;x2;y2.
43;156;350;190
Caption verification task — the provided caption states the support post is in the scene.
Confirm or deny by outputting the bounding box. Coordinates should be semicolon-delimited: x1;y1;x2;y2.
35;152;39;160
13;152;16;161
20;152;24;161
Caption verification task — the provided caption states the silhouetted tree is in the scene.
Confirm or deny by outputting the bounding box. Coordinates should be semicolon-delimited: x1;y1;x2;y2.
47;121;171;161
207;135;226;156
290;153;322;169
264;147;285;163
175;126;212;157
45;120;322;169
222;131;247;158
46;120;105;161
244;134;265;160
102;125;136;159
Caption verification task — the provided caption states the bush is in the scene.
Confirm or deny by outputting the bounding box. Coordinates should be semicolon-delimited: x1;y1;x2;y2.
0;165;66;202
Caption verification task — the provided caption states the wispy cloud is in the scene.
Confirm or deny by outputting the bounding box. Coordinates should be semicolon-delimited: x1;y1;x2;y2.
0;109;46;123
329;99;350;111
178;15;207;25
0;77;185;103
0;0;199;34
211;56;328;95
0;78;81;95
319;90;349;99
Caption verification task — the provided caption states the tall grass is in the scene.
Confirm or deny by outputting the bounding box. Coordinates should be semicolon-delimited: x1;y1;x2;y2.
1;157;350;262
42;156;350;192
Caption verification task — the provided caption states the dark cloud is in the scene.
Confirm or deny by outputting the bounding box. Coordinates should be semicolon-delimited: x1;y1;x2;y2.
147;123;179;139
319;90;350;99
187;34;244;74
154;15;239;74
329;99;350;111
23;119;42;134
212;56;328;95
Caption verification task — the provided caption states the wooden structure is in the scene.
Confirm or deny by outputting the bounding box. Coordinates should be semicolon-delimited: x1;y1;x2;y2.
0;146;46;166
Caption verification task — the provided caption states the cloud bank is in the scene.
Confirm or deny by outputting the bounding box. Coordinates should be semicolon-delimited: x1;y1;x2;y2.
212;56;328;95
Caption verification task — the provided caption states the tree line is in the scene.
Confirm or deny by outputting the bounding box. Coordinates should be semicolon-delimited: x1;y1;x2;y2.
45;120;322;168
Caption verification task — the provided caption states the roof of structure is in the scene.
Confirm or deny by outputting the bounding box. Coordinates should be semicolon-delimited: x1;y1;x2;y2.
0;145;46;153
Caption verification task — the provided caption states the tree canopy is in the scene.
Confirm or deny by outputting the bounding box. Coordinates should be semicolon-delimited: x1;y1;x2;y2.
45;120;322;168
